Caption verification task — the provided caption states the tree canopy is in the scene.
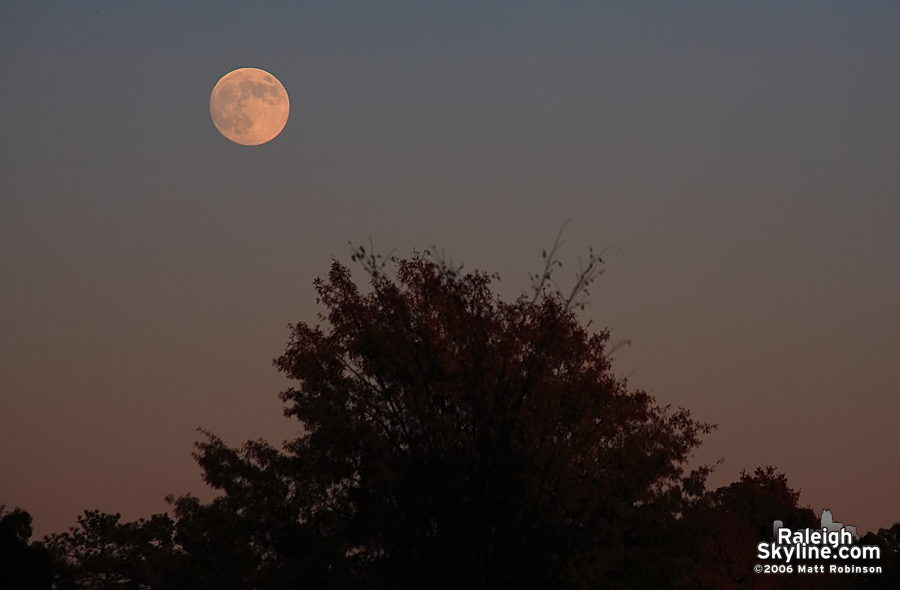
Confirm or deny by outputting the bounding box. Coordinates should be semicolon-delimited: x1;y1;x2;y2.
14;248;898;589
0;506;55;590
168;250;714;589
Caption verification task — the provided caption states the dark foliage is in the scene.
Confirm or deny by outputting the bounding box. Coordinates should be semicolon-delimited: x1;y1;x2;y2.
0;507;55;590
31;248;898;588
855;523;900;589
44;510;178;590
167;251;713;589
678;467;822;589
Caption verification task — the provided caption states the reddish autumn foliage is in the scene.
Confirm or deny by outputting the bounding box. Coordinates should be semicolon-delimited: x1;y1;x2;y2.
25;251;898;589
680;467;840;590
263;252;712;588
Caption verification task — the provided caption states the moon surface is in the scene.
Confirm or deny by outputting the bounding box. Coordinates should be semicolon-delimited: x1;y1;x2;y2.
210;68;289;146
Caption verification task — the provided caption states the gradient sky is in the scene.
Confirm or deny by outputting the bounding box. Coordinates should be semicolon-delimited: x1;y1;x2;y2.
2;2;898;538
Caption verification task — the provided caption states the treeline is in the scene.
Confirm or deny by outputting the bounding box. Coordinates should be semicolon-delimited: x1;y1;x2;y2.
4;470;898;589
4;251;898;589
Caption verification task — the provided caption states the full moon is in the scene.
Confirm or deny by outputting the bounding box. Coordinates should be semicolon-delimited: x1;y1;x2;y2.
210;68;289;146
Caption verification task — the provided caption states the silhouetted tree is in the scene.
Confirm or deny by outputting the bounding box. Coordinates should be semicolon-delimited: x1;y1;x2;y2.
169;247;714;589
0;506;55;590
676;466;852;590
45;510;178;590
34;245;899;589
712;466;818;537
854;522;900;589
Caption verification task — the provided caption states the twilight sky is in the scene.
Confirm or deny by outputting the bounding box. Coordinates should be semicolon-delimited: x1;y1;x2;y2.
2;2;898;538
